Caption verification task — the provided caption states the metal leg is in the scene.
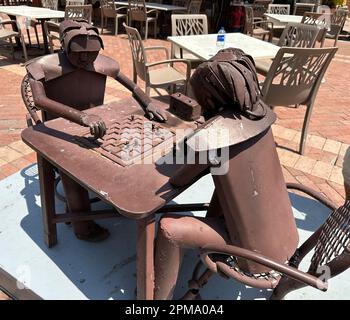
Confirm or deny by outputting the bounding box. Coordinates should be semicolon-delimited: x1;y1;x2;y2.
37;154;57;248
40;19;50;54
136;215;156;300
34;24;40;48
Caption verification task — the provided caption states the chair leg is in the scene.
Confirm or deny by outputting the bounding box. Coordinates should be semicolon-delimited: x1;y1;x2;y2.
145;21;148;41
115;17;118;35
299;103;314;155
19;34;28;61
145;84;151;96
133;66;137;84
9;37;15;59
154;20;157;39
26;29;32;47
34;24;40;48
101;15;104;34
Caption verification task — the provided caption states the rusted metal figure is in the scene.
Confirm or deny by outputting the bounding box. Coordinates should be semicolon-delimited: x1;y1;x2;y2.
25;20;168;241
153;49;350;299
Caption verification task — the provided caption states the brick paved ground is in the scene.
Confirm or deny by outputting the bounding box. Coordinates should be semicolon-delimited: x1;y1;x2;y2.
0;19;349;207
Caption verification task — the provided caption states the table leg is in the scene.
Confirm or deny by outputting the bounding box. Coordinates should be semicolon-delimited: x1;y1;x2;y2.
8;14;21;48
40;19;50;54
136;214;156;300
37;154;58;248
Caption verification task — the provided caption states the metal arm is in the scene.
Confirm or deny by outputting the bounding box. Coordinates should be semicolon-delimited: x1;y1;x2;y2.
201;243;328;291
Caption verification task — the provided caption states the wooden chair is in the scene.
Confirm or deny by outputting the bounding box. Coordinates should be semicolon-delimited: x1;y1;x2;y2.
124;23;190;96
127;0;158;40
100;0;128;35
171;14;208;68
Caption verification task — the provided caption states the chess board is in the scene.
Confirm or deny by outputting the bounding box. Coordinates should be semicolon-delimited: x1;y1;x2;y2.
75;115;176;167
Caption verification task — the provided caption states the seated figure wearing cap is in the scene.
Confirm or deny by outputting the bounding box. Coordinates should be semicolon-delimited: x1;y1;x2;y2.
25;20;168;241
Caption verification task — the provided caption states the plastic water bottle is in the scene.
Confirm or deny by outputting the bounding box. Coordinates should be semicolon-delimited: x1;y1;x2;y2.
216;27;226;48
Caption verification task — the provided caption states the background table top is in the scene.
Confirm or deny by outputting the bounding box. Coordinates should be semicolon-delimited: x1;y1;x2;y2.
264;13;303;24
168;32;280;61
0;5;65;19
115;1;187;11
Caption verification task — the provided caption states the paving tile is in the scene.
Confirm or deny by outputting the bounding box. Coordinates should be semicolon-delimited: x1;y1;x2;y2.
8;140;34;155
339;143;350;157
0;146;23;163
329;166;344;186
322;139;342;155
278;150;300;167
308;135;326;150
293;156;317;174
311;161;334;180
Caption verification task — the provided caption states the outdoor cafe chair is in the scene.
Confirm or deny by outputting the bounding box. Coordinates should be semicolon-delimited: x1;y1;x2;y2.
255;23;322;77
301;12;331;47
0;18;28;61
252;0;272;20
244;6;274;42
261;47;337;155
187;0;202;14
325;8;348;47
26;0;59;49
266;3;290;36
124;23;190;96
127;0;158;40
171;14;208;68
100;0;128;35
182;189;350;300
293;3;316;16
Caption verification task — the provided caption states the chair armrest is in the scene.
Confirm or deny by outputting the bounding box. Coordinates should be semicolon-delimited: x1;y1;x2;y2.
146;58;191;80
115;5;128;12
201;243;328;291
146;8;159;16
144;46;170;59
0;19;18;29
253;20;274;30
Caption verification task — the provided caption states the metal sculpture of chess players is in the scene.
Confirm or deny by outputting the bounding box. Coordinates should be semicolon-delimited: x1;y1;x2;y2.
25;20;168;241
153;48;350;300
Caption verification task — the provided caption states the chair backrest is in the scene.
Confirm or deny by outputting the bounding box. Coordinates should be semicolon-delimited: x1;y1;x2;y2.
128;0;147;21
173;0;189;7
332;8;348;27
302;12;331;44
21;74;41;126
277;23;321;48
100;0;116;14
293;3;316;15
252;0;271;19
261;47;337;107
187;0;202;14
267;4;290;15
64;4;92;23
302;11;331;28
42;0;58;10
124;23;147;81
171;14;208;36
244;6;254;35
66;0;85;5
309;201;350;275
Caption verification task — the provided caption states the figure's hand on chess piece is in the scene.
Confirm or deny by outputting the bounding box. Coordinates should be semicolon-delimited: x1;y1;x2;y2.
81;113;107;139
146;101;168;122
